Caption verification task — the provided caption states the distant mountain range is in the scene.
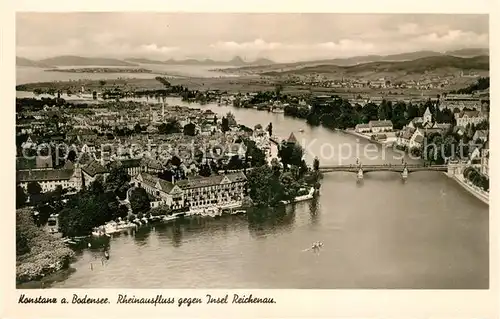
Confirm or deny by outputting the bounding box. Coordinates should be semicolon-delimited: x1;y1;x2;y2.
229;48;490;72
260;55;489;77
16;57;53;68
125;56;275;66
16;55;275;68
16;48;489;73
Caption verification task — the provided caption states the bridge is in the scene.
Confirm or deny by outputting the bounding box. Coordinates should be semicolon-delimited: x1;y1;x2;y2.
318;163;448;179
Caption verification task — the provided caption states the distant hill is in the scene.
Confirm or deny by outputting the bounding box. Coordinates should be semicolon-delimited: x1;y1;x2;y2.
318;50;444;66
445;48;489;57
38;56;138;67
16;57;52;68
133;56;277;66
124;58;167;65
226;48;489;73
261;55;489;76
344;55;489;73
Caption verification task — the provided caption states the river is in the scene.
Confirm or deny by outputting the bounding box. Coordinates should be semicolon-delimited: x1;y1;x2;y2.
18;97;489;289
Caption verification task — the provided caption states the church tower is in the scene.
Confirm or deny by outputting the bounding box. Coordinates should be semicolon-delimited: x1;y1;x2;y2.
423;106;432;124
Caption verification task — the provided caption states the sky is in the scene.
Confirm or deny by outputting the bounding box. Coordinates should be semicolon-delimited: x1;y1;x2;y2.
16;13;489;62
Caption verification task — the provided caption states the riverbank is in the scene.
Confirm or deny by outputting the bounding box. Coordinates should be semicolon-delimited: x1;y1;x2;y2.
16;209;75;284
451;173;489;205
342;128;396;147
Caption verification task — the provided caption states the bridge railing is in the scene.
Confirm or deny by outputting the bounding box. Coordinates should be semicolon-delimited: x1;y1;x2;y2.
318;163;447;169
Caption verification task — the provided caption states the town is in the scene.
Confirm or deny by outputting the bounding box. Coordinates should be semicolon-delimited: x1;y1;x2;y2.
13;11;492;294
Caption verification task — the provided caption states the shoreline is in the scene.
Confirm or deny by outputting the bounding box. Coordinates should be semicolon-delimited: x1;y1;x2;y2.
342;129;394;147
450;173;489;205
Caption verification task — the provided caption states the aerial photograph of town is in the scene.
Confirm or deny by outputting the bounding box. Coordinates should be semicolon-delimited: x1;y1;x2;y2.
15;12;489;290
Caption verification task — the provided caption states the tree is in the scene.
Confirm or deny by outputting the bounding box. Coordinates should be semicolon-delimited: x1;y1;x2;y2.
221;117;230;133
267;122;273;136
170;155;181;167
67;149;77;162
244;139;266;167
270;158;281;177
27;182;42;197
16;185;27;208
199;164;212;177
313;157;320;171
378;100;389;120
280;172;300;201
406;102;419;120
360;102;378;122
226;112;237;126
134;123;142;133
159;120;182;135
226;155;244;170
183;123;196;136
106;167;131;199
278;141;304;169
129;187;151;214
391;102;407;129
117;204;129;219
275;84;283;97
246;165;284;207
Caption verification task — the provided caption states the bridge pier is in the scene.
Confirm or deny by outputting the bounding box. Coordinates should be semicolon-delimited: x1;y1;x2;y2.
401;167;408;180
357;168;363;180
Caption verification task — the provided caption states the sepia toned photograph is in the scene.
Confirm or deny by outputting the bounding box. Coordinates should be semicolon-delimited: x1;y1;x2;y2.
15;12;490;290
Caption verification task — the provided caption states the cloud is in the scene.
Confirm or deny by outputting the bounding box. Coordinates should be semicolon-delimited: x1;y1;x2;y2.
140;44;179;54
210;39;282;51
412;30;489;50
17;40;179;60
16;13;489;62
398;23;420;35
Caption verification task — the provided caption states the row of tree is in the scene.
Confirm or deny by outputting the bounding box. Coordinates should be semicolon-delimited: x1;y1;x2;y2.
246;141;320;207
463;166;489;192
284;96;455;131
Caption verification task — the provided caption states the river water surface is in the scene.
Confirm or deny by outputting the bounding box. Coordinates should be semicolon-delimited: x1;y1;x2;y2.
18;97;489;289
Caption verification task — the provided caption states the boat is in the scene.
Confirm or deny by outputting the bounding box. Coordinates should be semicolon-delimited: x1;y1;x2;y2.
163;215;177;222
298;128;304;133
116;220;136;231
104;222;119;234
280;187;315;204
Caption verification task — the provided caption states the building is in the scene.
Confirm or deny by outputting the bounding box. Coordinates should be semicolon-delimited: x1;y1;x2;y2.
110;158;142;176
455;111;488;127
369;120;393;133
396;127;416;148
131;172;247;211
355;123;371;133
481;141;489;176
473;130;488;143
17;168;80;193
409;128;425;149
16;156;53;171
440;95;483;111
81;160;109;186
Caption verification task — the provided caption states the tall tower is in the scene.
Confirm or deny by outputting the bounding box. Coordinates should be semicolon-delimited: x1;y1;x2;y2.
162;102;165;121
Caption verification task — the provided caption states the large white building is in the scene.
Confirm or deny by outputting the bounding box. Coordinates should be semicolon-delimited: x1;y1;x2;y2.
131;172;247;211
368;120;393;133
17;167;81;193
